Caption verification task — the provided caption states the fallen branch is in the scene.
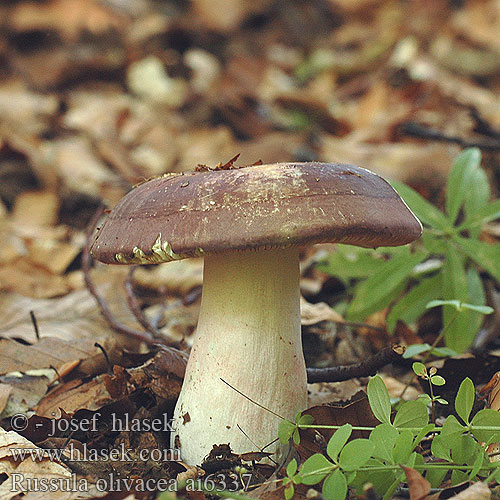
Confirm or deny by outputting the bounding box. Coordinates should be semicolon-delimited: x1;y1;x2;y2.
399;122;500;151
83;206;156;344
306;344;405;383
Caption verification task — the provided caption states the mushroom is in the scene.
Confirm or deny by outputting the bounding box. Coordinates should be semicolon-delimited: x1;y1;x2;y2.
90;162;422;465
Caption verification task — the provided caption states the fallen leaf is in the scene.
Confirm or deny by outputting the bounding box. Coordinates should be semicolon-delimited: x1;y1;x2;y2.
401;465;431;500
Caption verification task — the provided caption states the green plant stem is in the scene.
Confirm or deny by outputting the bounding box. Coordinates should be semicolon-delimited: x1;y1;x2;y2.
428;377;436;423
297;423;500;433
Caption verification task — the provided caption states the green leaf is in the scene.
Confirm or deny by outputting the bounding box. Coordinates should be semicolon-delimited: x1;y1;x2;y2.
339;439;374;471
369;424;399;463
458;198;500;230
431;433;451;461
425;467;448;489
327;424;352;462
286;459;298;477
464;167;490;238
412;424;435;450
393;400;429;429
451;469;469;486
403;344;431;359
446;147;481;224
426;299;463;310
441;415;466;438
350;458;397;496
298;414;314;425
417;394;432;405
347;251;427;321
442;243;475;353
430;375;446;386
279;420;297;444
300;454;334;485
461;303;494;314
455;378;475;425
367;376;391;424
471;409;500;443
387;273;442;333
316;245;384;282
391;181;451;230
322;469;347;500
431;346;458;357
451;434;479;465
392;429;414;464
284;483;294;500
454;236;500;283
469;450;486;480
412;362;427;377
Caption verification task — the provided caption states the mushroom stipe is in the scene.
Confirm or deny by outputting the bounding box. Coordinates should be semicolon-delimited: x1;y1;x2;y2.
90;162;422;465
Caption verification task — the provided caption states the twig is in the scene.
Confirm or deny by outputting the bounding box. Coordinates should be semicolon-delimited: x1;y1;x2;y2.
94;342;112;373
83;206;156;344
306;344;405;383
399;122;500;151
124;266;164;339
29;310;40;340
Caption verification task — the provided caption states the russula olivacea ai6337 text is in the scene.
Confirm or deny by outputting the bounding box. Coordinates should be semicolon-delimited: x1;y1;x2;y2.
90;162;422;465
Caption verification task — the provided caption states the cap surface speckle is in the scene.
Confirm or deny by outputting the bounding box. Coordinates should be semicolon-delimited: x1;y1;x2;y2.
90;162;422;264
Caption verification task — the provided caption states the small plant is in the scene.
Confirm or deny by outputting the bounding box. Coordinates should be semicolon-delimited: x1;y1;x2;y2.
317;148;500;352
279;376;500;500
412;362;447;420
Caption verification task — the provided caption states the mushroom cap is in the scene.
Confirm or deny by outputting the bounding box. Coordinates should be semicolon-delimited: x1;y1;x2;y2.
90;162;422;264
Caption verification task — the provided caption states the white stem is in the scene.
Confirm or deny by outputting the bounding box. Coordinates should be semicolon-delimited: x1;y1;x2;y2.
171;247;307;465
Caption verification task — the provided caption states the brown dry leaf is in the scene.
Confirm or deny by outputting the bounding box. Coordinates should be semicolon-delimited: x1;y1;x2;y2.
308;380;362;406
479;371;500;460
0;428;73;500
35;377;114;418
480;371;500;411
190;0;271;32
27;239;81;276
383;375;420;401
446;482;490;500
0;81;58;136
296;392;379;461
12;191;59;227
0;266;139;344
0;260;70;298
320;135;459;182
300;297;344;326
52;137;122;199
405;56;500;129
177;127;240;172
0;372;53;418
451;1;500;51
133;258;203;296
128;346;186;401
0;337;117;378
8;0;126;41
0;384;13;414
401;465;431;500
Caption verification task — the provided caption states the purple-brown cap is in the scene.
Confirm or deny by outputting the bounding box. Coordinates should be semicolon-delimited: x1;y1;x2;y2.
90;162;422;264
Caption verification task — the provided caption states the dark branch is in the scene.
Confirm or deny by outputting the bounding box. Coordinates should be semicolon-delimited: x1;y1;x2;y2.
399;122;500;151
306;344;405;383
83;206;157;344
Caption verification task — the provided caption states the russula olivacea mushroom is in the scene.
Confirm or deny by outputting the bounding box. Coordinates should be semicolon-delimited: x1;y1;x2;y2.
90;162;422;465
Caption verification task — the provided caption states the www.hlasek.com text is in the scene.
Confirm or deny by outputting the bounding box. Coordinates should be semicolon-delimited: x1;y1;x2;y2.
9;443;181;463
